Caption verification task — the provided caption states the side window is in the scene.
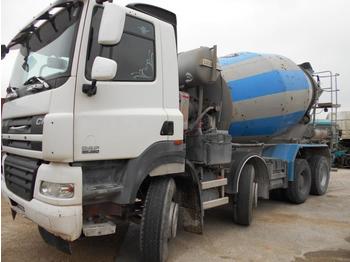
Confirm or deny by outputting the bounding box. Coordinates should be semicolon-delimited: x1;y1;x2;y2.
86;7;156;81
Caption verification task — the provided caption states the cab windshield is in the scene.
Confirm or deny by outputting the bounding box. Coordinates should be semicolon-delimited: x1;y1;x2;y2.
9;2;82;88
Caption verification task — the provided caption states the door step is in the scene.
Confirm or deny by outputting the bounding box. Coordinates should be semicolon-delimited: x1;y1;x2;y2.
203;197;229;210
201;178;227;189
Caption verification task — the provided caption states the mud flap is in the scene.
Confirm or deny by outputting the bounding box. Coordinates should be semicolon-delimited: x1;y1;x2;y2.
11;209;17;220
38;226;72;254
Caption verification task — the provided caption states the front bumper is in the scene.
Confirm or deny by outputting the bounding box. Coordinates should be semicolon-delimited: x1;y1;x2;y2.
1;158;83;241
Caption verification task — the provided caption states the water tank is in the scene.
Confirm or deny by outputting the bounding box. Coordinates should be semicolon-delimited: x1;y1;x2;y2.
219;52;317;140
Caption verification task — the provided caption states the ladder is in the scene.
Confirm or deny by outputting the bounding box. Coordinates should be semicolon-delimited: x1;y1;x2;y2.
201;169;229;210
312;71;340;151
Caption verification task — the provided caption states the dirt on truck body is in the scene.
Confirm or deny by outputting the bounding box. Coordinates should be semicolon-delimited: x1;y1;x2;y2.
2;169;350;262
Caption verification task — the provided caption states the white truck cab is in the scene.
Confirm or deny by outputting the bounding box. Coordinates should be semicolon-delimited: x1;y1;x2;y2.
2;0;184;254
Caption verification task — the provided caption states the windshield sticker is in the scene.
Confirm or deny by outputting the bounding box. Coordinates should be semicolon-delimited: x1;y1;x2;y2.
130;50;154;80
138;25;150;36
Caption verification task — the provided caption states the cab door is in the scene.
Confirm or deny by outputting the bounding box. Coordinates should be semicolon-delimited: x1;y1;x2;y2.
74;5;167;161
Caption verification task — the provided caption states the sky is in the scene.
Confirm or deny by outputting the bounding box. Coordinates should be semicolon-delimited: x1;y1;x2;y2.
1;0;349;112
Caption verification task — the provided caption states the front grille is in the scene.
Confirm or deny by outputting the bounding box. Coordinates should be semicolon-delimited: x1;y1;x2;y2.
2;114;45;152
4;155;42;201
2;115;45;134
2;140;42;151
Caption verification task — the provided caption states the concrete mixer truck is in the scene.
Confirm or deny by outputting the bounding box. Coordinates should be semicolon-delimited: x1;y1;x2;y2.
1;1;331;261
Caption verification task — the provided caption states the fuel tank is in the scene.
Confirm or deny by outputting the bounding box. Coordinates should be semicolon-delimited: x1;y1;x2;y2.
219;52;317;141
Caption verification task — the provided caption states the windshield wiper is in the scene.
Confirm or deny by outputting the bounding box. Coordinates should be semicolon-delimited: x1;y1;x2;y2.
24;76;51;92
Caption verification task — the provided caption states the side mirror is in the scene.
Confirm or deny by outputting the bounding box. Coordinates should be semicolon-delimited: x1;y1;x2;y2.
91;56;117;80
82;56;117;96
98;3;126;45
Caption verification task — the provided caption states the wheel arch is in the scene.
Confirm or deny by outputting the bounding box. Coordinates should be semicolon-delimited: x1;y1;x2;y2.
228;151;270;199
114;141;185;204
138;159;204;234
124;146;204;234
262;144;330;182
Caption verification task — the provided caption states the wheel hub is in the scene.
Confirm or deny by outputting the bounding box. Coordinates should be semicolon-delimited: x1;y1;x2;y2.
319;164;328;188
253;182;258;208
169;201;179;239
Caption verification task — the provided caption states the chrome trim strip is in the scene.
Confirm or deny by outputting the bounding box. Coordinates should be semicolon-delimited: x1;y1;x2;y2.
2;146;43;159
2;134;43;142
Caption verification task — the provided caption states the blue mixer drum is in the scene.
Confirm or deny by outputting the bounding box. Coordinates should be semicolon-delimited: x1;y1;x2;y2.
219;52;315;139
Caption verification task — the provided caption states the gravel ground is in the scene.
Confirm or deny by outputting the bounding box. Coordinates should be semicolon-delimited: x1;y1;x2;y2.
1;169;350;262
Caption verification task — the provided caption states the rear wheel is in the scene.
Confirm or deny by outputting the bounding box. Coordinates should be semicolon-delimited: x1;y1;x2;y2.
309;156;330;195
140;177;179;262
286;159;311;204
233;164;255;226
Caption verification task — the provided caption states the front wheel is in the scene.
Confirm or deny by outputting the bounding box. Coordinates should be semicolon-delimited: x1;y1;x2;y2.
140;177;179;262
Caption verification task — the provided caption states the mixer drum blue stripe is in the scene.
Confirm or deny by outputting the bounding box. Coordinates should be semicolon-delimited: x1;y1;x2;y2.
229;110;305;137
227;70;310;102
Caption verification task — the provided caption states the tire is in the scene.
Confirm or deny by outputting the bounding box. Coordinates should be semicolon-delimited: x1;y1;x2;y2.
140;177;179;262
286;159;311;204
233;164;255;226
309;156;330;195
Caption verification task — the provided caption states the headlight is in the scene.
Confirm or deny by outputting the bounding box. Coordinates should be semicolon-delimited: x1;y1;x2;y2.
40;181;74;199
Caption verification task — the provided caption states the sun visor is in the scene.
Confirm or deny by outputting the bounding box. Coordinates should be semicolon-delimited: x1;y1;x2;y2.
6;0;81;52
